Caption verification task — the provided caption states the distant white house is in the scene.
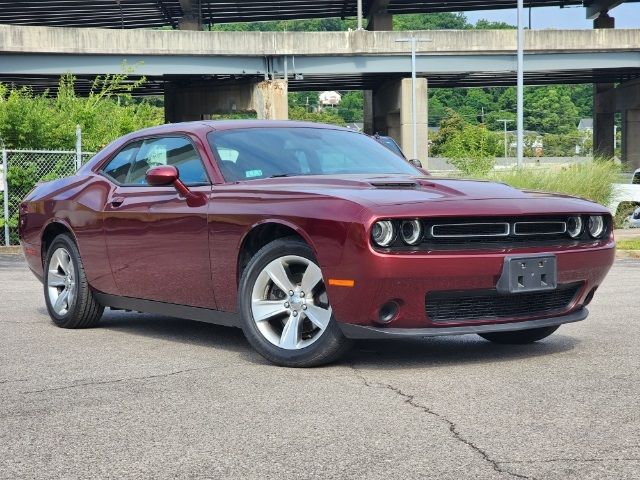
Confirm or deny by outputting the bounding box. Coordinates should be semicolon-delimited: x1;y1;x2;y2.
577;118;593;132
319;91;342;106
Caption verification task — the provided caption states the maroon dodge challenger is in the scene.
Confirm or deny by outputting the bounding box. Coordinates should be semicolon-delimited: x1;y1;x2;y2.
19;121;615;367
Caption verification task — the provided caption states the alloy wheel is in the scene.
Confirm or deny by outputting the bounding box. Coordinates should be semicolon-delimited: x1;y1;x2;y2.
251;255;332;350
47;247;76;316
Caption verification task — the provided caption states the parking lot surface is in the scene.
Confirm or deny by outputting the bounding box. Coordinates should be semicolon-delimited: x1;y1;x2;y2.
1;253;639;480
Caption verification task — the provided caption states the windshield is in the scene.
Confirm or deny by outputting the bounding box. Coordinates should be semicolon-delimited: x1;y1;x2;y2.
207;127;418;182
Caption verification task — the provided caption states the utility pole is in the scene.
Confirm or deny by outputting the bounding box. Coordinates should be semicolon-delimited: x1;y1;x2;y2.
516;0;525;167
497;119;513;159
396;36;432;161
357;0;363;30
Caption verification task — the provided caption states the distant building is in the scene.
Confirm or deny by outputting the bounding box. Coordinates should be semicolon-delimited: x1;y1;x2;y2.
319;91;342;106
578;118;593;132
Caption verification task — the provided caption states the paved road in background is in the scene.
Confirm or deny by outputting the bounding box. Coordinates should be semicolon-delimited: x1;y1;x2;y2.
1;254;639;480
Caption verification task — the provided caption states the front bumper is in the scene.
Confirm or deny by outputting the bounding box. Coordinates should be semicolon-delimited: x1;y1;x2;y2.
324;241;614;329
339;307;588;339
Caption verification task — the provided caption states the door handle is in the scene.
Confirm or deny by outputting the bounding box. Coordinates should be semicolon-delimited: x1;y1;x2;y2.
110;197;125;208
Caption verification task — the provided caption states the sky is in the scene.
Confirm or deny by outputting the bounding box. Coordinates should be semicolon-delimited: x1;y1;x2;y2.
465;3;640;29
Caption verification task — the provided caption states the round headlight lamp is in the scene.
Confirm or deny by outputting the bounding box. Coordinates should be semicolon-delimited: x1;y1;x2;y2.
400;219;422;245
588;215;605;238
566;216;583;239
371;220;395;247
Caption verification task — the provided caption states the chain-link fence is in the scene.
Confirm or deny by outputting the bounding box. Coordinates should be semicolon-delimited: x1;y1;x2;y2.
1;149;94;246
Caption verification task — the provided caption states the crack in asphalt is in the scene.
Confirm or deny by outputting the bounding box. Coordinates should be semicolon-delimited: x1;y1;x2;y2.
0;379;28;384
501;457;640;464
351;365;534;480
21;367;209;394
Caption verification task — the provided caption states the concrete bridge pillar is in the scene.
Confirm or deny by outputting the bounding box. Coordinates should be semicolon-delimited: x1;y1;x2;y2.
593;84;615;158
178;0;202;31
622;109;640;170
592;11;615;158
367;78;428;163
164;79;288;123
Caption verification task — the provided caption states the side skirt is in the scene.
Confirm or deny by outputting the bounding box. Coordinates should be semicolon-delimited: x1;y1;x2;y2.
94;293;241;328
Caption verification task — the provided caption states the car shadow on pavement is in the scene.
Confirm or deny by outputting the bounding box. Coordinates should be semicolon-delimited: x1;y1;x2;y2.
346;334;579;370
93;310;252;354
88;308;579;369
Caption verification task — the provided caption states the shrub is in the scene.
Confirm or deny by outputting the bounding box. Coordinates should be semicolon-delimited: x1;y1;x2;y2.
479;160;619;208
440;124;501;175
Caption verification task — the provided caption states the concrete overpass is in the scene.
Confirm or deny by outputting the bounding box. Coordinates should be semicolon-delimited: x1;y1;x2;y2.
1;0;637;29
2;24;640;165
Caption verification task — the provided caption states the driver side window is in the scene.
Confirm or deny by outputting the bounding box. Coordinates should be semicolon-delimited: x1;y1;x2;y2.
101;136;209;186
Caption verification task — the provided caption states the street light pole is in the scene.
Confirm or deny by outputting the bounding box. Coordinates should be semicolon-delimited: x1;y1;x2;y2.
396;36;432;161
357;0;363;30
497;119;513;159
516;0;525;167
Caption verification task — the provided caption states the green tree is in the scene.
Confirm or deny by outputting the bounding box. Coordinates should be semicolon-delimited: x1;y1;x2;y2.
440;124;501;175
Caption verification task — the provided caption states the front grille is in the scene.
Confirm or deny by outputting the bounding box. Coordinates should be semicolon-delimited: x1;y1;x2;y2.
426;282;582;323
431;222;509;238
372;215;611;251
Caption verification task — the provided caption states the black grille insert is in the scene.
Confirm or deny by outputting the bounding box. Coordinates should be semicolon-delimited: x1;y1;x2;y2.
426;282;583;323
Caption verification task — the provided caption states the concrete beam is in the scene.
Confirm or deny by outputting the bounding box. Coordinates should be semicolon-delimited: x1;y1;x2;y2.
586;0;622;20
1;25;639;57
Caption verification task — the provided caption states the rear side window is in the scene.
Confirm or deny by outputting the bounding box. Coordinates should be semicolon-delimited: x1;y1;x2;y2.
101;142;140;183
126;137;209;186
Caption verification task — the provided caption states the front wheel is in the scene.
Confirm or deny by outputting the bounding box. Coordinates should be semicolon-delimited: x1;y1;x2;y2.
478;325;559;344
238;237;351;367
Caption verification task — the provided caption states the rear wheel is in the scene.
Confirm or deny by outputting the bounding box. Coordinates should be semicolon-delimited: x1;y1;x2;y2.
44;233;104;328
238;237;351;367
478;326;559;344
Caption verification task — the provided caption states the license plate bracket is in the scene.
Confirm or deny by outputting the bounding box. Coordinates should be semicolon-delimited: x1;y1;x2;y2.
496;255;557;294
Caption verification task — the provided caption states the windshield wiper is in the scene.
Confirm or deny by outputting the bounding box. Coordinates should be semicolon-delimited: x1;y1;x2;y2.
269;173;298;178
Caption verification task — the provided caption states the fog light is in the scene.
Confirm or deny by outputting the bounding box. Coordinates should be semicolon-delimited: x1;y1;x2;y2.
583;286;598;306
401;219;422;245
588;215;605;238
567;216;583;238
372;220;395;247
378;301;399;323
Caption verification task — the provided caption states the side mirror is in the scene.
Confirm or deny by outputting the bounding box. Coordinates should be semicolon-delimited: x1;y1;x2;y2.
145;165;206;207
146;165;179;186
408;158;430;176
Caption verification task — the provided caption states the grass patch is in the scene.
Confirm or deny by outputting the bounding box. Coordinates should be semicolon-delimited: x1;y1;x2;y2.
616;239;640;250
476;161;620;208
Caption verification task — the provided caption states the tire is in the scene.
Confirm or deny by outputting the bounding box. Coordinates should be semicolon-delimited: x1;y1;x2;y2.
238;237;352;367
478;325;559;344
43;233;104;328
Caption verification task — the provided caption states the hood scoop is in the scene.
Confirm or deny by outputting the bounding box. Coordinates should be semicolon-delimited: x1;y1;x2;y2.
369;181;418;189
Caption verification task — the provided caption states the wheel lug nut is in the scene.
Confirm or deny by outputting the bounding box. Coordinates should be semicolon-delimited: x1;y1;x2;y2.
284;302;290;308
292;311;298;317
299;291;305;297
289;290;294;296
302;304;307;310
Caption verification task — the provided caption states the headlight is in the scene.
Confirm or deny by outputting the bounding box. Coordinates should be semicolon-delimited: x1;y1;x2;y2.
371;220;395;247
587;215;605;238
566;216;583;238
400;219;422;245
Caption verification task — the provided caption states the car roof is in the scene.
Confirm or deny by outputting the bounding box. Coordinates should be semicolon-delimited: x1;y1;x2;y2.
125;120;352;138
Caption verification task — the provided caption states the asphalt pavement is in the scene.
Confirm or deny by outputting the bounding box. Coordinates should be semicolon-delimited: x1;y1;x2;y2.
1;253;639;480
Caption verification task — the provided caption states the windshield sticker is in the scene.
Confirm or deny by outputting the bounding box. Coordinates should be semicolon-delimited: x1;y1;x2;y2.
245;169;263;178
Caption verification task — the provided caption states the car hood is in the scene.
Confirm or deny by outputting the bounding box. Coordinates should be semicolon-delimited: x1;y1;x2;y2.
238;174;607;212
